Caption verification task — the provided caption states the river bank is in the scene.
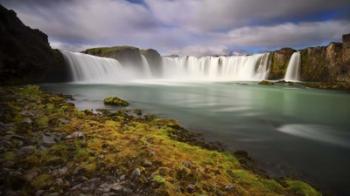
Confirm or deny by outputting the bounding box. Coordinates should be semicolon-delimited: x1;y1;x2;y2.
0;85;320;195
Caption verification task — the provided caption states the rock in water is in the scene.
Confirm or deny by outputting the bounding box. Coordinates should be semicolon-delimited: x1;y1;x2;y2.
103;97;129;106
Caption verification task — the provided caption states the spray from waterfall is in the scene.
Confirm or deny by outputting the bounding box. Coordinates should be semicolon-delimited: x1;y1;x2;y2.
284;52;301;82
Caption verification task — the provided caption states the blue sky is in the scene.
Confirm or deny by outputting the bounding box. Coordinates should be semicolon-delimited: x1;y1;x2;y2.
1;0;350;56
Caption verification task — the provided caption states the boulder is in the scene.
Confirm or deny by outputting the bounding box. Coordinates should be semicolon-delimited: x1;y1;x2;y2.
0;5;69;84
103;96;129;106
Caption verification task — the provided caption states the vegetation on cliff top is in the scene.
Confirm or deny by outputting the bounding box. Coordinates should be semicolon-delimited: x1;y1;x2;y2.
0;85;320;195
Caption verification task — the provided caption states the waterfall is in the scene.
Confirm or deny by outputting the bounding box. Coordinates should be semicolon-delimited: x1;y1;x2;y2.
61;50;145;83
162;53;270;81
141;54;152;78
61;50;272;83
284;52;301;82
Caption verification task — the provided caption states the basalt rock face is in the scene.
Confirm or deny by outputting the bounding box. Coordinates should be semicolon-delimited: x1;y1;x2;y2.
141;49;162;76
83;46;143;67
299;43;342;82
82;46;162;76
0;5;69;84
268;34;350;82
342;34;350;82
268;48;295;80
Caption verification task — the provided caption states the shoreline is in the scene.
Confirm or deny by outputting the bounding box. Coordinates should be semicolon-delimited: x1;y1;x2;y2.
0;85;320;195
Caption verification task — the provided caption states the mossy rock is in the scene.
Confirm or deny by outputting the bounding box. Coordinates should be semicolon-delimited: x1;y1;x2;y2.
103;96;129;106
258;80;274;85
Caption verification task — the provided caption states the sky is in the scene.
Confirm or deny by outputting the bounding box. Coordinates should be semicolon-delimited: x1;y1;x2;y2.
1;0;350;56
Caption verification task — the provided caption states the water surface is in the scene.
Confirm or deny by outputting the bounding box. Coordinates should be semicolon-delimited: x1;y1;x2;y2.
42;82;350;195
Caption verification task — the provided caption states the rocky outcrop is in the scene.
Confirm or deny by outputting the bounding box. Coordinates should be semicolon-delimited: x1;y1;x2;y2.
299;43;339;82
82;46;162;76
268;48;295;79
0;5;69;84
83;46;143;67
341;34;350;82
268;34;350;82
141;49;162;76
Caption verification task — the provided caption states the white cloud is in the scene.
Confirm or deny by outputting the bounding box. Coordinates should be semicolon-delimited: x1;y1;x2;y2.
1;0;350;55
167;45;231;56
219;20;350;49
145;0;350;31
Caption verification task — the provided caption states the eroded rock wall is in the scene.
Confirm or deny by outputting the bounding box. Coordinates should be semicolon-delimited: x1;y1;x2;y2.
0;5;68;84
268;34;350;82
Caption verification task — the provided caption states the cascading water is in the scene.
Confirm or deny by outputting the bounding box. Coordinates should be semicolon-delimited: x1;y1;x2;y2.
141;54;152;78
61;50;272;83
284;52;301;82
162;53;270;81
61;50;148;83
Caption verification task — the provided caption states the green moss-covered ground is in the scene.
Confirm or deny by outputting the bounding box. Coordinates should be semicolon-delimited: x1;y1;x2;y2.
0;85;320;195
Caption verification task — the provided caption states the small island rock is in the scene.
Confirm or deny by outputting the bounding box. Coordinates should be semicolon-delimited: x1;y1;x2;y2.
103;96;129;106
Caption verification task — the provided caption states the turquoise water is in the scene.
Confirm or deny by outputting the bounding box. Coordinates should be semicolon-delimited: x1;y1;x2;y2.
42;82;350;195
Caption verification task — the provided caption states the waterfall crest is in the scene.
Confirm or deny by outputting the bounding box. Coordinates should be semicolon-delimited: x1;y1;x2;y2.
61;50;273;83
162;53;270;81
284;52;301;82
61;50;148;83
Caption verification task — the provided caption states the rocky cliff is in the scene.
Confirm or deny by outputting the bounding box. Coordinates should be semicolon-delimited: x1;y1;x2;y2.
0;5;69;84
268;34;350;82
83;46;162;76
268;48;296;79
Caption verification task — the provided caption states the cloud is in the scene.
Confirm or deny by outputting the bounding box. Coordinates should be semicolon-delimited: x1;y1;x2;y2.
220;20;350;49
145;0;350;31
1;0;350;55
167;45;231;56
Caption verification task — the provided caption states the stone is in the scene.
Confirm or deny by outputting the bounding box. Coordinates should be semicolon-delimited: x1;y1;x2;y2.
119;175;126;181
110;183;124;191
98;183;112;192
66;131;85;139
57;167;68;176
224;184;235;191
18;145;35;156
142;160;152;167
21;117;32;125
130;168;141;180
35;190;45;196
24;169;39;181
103;97;129;106
258;80;273;85
187;184;196;193
42;134;56;146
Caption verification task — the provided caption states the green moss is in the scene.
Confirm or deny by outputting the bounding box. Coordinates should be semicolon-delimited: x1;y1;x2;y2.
31;174;53;189
259;80;274;85
287;180;321;196
36;116;49;128
80;161;97;173
103;96;129;106
153;175;166;184
75;147;90;161
0;85;322;195
4;151;16;161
